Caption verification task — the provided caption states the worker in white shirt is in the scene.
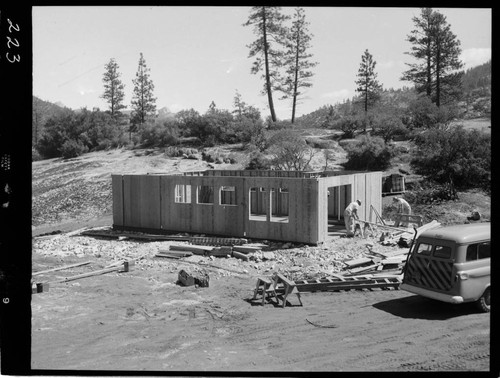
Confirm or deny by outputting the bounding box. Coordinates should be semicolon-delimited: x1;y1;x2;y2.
344;200;361;237
393;197;411;226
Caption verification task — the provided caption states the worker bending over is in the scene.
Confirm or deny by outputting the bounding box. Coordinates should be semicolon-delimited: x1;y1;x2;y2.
393;197;411;226
344;200;361;237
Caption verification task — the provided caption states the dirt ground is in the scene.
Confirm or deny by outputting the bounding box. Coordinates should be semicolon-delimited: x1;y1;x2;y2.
30;231;490;373
29;142;491;373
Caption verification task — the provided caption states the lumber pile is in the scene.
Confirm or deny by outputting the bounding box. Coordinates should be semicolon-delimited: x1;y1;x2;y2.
156;242;267;260
340;220;442;276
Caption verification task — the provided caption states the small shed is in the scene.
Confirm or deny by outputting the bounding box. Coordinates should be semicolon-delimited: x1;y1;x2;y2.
382;173;406;195
112;170;382;245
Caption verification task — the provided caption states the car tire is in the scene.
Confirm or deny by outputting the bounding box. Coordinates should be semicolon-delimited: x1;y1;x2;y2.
475;287;490;313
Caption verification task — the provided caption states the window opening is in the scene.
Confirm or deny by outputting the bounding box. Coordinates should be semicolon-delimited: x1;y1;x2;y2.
270;187;289;223
197;185;214;204
416;243;432;256
433;245;452;259
174;184;191;203
249;187;266;221
467;242;491;261
220;186;237;206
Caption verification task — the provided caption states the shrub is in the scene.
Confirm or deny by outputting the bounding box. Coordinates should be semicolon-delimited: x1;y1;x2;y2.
410;126;491;192
138;121;179;148
32;147;43;161
266;129;316;170
305;138;336;149
372;114;410;142
343;135;393;171
60;139;88;159
245;151;271;170
405;97;458;130
338;139;360;150
404;182;459;204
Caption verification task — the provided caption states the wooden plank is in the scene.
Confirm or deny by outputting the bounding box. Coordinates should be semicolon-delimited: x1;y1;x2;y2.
343;257;374;268
155;255;247;275
157;250;193;258
124;175;161;229
32;261;92;276
232;251;249;261
232;245;262;254
347;263;380;274
49;261;131;283
208;247;233;257
169;244;214;255
112;175;124;227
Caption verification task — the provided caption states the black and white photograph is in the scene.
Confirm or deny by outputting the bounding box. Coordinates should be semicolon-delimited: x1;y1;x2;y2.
1;5;493;375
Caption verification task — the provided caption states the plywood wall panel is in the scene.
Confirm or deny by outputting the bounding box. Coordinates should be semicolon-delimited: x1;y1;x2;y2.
112;171;382;245
111;175;124;226
123;175;161;229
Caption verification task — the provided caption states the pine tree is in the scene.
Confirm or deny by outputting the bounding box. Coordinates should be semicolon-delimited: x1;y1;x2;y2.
232;90;247;121
279;7;318;123
244;6;289;122
355;49;382;116
101;58;126;119
130;53;157;129
402;8;463;107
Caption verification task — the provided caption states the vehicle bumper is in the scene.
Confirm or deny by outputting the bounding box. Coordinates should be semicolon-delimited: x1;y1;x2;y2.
400;283;464;304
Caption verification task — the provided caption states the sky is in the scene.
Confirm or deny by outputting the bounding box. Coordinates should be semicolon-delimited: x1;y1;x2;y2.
32;6;492;120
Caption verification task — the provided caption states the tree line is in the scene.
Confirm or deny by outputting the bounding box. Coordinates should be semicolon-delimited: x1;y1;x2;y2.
32;7;490;196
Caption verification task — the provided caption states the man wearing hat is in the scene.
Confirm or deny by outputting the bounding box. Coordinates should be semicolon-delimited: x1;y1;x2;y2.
344;200;361;237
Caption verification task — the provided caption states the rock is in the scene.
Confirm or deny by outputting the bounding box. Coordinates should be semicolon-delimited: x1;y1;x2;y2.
261;251;275;261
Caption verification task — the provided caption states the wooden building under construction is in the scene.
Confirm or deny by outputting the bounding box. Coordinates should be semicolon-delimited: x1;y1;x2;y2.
112;170;382;245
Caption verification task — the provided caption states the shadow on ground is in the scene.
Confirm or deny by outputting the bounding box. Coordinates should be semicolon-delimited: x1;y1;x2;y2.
373;294;482;320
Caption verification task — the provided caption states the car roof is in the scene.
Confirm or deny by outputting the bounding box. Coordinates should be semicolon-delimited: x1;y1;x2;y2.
419;223;490;244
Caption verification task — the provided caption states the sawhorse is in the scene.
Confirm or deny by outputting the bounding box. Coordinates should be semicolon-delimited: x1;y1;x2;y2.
253;273;303;307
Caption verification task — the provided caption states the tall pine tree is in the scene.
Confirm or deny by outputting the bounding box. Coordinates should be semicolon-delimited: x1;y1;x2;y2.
355;49;382;114
130;53;157;129
244;6;288;122
279;7;318;123
101;58;126;119
402;8;463;107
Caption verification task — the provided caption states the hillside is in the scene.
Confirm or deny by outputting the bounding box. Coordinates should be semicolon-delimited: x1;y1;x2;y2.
32;139;490;237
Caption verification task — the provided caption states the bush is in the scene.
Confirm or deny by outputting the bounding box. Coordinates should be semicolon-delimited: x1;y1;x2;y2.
265;118;293;131
305;138;336;149
265;129;316;171
32;147;43;161
338;139;360;150
404;182;459;204
405;97;458;130
138;121;179;148
372;114;410;142
60;139;88;159
245;151;271;170
410;126;490;191
343;135;393;171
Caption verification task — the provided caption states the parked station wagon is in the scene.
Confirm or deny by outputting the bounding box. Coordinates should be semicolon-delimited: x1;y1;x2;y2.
401;223;490;312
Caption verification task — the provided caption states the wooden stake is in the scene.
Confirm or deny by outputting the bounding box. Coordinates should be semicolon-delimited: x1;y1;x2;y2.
32;261;92;276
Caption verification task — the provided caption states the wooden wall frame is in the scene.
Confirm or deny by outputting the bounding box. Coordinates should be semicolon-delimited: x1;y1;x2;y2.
112;170;382;245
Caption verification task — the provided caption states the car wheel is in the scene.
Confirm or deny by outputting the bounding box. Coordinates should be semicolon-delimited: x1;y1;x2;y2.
475;287;490;313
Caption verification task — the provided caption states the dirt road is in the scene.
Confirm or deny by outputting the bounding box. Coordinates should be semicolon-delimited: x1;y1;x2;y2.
31;251;490;372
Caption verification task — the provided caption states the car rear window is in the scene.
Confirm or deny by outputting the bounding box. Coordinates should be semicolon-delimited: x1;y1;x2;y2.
466;242;491;261
433;245;452;259
416;243;432;256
